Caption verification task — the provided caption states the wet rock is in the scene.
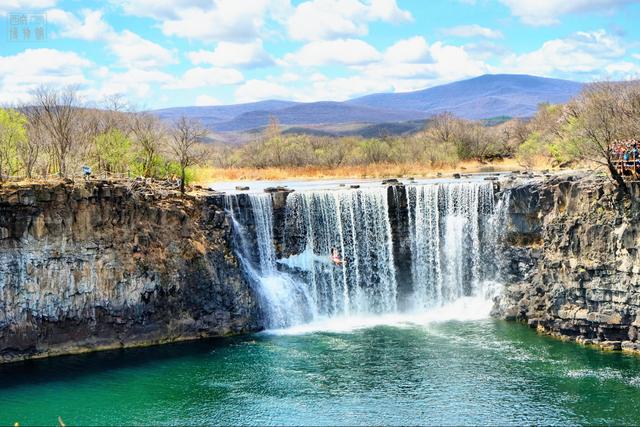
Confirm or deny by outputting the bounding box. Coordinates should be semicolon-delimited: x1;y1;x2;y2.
453;173;461;179
350;185;360;189
235;186;250;191
382;178;401;185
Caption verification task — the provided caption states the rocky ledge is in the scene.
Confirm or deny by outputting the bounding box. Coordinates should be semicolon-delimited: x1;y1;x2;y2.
0;179;260;363
494;172;640;354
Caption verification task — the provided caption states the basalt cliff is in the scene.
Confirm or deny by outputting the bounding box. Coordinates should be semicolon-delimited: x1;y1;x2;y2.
2;173;640;364
0;180;259;363
494;173;640;353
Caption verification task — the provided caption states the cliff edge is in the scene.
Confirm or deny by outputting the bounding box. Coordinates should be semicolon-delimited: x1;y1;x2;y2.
0;180;260;363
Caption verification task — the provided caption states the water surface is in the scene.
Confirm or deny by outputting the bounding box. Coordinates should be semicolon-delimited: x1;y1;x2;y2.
1;319;639;426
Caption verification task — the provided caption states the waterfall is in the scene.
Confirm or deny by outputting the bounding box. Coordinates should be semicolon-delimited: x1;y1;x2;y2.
226;194;315;328
406;182;500;310
226;181;507;329
282;189;398;317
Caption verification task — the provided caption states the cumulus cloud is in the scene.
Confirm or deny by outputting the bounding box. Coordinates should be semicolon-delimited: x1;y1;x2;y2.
500;29;630;76
499;0;635;26
0;0;56;14
48;9;175;69
287;0;412;41
113;0;289;42
166;67;244;89
195;94;222;106
0;48;91;104
284;39;381;66
48;9;114;41
108;30;176;68
442;24;503;39
187;40;273;68
383;36;432;63
235;79;293;103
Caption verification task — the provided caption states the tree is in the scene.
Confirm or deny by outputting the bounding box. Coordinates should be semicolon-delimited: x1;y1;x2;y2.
0;108;27;180
561;82;640;195
30;86;84;177
20;106;43;179
170;116;207;194
131;113;165;177
94;129;132;174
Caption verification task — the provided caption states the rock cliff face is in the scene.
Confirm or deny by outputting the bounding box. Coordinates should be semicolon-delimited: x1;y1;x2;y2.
494;173;640;353
0;180;260;363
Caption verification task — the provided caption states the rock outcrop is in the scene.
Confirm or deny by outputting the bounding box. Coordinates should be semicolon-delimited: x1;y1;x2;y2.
0;180;260;363
494;173;640;354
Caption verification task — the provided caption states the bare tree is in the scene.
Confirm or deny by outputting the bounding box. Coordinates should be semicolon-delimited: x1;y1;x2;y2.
562;81;639;195
170;116;207;194
30;86;84;177
20;105;43;178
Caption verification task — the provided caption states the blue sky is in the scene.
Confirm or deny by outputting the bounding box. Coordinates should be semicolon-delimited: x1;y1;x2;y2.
0;0;639;108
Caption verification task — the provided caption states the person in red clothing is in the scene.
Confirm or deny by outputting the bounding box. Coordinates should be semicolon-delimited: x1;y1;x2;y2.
330;247;346;265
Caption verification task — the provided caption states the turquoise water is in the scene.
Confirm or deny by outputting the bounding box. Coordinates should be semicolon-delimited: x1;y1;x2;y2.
1;319;640;426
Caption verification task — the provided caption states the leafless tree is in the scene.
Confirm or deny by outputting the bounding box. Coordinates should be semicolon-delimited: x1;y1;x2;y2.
170;116;207;194
30;86;84;177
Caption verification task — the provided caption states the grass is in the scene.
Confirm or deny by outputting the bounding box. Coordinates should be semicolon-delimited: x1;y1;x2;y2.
192;158;549;184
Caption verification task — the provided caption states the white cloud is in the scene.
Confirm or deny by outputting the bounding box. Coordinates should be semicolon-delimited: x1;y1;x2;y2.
195;94;222;106
0;0;56;14
499;0;635;26
48;9;114;41
0;48;91;104
384;36;432;63
235;79;292;103
116;0;289;42
500;30;629;76
284;39;381;66
48;8;175;69
90;68;174;99
287;0;412;41
442;24;503;39
187;40;273;68
108;30;176;68
166;67;244;89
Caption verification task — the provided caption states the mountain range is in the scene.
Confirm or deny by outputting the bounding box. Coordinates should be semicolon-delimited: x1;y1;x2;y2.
152;74;584;138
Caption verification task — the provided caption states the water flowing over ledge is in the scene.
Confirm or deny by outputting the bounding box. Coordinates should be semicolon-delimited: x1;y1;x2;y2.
226;181;509;331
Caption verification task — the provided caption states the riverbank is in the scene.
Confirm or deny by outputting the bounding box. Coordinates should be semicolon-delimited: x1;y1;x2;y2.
192;157;555;183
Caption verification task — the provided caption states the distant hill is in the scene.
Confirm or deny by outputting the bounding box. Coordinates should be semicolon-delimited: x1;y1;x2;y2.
212;102;426;132
152;74;584;137
347;74;583;119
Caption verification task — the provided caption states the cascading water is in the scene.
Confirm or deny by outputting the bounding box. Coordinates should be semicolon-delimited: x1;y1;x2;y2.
282;189;398;317
226;194;315;328
406;182;503;310
226;181;508;330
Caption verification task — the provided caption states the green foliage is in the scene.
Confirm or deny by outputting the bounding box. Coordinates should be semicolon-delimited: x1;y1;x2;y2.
0;108;27;178
94;129;132;173
516;132;544;170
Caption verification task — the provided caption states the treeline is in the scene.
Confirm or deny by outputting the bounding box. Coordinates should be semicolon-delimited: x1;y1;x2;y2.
208;114;529;169
0;86;206;193
2;81;639;192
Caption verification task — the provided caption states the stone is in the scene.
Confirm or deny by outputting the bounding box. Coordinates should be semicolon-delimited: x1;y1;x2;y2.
382;178;400;185
0;180;261;364
235;186;250;191
453;173;461;179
